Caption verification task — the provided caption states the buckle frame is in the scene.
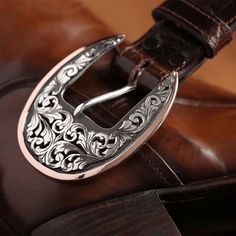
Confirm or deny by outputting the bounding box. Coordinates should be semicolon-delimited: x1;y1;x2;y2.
18;35;178;180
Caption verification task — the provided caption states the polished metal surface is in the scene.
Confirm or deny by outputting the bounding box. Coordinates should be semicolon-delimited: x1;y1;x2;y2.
18;35;178;180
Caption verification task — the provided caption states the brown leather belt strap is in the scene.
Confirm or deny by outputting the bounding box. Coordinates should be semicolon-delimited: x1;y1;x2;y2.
154;0;232;57
112;0;236;92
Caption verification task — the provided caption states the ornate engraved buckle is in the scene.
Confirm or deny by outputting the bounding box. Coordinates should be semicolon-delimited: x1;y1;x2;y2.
17;35;178;180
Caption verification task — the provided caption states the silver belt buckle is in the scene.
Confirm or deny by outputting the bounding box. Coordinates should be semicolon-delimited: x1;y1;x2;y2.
17;35;178;180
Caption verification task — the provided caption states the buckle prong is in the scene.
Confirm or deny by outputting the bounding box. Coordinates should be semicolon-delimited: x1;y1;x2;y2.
73;59;149;115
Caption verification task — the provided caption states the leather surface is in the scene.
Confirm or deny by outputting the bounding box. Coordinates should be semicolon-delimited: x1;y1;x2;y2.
160;175;236;235
0;0;236;235
32;191;181;236
191;0;236;30
154;0;233;57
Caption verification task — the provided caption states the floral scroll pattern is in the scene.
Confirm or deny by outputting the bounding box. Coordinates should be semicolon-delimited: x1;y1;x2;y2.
26;45;173;173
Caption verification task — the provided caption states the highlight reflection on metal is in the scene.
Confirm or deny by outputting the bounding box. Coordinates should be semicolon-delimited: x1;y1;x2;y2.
17;35;178;180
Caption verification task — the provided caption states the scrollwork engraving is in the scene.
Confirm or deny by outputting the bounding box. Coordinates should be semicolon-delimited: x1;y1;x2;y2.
24;38;174;173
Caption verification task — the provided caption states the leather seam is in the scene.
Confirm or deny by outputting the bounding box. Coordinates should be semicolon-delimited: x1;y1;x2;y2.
159;6;218;50
120;44;172;80
181;0;223;26
127;48;170;77
181;0;232;50
139;150;170;185
175;97;236;108
120;41;139;55
149;60;171;79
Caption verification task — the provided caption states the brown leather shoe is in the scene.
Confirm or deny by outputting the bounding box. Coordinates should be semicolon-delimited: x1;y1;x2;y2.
0;0;236;235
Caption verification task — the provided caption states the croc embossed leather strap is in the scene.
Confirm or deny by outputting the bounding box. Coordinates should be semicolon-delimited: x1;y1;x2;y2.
113;0;236;92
